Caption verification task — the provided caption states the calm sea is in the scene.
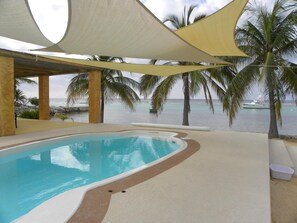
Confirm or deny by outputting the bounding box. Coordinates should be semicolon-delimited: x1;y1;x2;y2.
50;98;297;136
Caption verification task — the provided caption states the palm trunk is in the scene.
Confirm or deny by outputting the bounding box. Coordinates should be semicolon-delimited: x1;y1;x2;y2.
101;88;104;123
182;73;190;126
268;88;279;139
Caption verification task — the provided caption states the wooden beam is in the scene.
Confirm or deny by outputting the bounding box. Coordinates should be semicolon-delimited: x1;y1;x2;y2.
88;71;101;123
0;49;102;78
39;75;50;120
0;49;100;70
0;56;15;136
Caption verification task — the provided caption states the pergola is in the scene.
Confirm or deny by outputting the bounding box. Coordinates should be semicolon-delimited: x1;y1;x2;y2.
0;0;248;136
0;49;104;136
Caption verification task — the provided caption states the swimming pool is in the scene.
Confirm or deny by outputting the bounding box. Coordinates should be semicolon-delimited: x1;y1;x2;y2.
0;131;185;223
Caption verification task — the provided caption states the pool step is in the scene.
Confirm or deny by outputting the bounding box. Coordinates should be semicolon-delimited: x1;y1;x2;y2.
131;122;210;131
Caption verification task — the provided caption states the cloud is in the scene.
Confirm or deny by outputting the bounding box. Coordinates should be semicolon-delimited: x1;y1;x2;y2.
27;0;68;43
144;0;185;21
0;37;41;51
144;0;232;22
19;75;75;98
48;75;74;98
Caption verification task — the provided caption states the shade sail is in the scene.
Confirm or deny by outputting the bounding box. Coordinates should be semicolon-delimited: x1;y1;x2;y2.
175;0;248;57
44;56;224;76
41;0;226;64
0;0;53;47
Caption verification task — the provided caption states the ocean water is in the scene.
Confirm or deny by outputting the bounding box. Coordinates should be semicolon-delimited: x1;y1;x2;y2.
50;98;297;136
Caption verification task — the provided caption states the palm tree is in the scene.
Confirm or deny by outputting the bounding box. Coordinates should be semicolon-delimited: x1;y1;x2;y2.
14;78;37;106
223;0;297;138
14;89;27;106
140;5;228;126
66;55;140;122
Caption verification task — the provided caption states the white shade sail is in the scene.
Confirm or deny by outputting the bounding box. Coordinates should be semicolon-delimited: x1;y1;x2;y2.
175;0;248;57
42;0;226;64
0;0;53;47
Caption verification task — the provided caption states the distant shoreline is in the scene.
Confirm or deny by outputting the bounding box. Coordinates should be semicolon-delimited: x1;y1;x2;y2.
46;98;297;136
49;98;297;103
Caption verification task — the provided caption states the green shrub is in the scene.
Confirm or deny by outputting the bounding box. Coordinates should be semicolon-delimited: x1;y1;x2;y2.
19;110;39;119
29;97;39;106
54;113;73;122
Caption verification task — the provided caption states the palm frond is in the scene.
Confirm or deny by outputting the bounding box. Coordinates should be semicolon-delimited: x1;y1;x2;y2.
66;73;89;105
163;15;181;30
67;53;140;115
185;5;197;25
193;14;206;23
151;75;179;112
15;78;37;86
223;60;262;125
139;75;162;98
107;82;140;110
281;63;297;94
114;76;140;90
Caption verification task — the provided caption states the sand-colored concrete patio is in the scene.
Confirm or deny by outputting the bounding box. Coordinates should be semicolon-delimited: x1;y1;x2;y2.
1;119;295;222
102;129;270;223
15;118;87;135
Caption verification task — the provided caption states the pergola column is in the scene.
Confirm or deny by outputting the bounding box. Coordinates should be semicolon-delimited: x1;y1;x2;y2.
0;56;15;136
38;75;50;120
88;70;101;123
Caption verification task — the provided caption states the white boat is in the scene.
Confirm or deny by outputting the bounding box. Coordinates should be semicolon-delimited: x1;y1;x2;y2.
243;99;269;109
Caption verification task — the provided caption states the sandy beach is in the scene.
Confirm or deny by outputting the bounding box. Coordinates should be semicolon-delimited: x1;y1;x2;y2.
271;140;297;223
271;177;297;223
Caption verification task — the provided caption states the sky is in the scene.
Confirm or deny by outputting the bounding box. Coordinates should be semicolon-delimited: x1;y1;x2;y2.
0;0;279;99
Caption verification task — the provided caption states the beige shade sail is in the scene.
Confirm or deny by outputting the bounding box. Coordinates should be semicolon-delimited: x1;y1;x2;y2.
0;0;53;47
44;56;225;76
41;0;226;64
175;0;248;57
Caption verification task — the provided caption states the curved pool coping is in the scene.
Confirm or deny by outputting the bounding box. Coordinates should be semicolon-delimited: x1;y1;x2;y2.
4;130;200;223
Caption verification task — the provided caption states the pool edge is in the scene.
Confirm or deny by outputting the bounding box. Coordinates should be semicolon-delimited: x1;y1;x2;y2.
5;130;199;223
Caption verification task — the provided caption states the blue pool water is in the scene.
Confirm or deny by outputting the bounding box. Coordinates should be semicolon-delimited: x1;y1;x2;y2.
0;133;181;223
